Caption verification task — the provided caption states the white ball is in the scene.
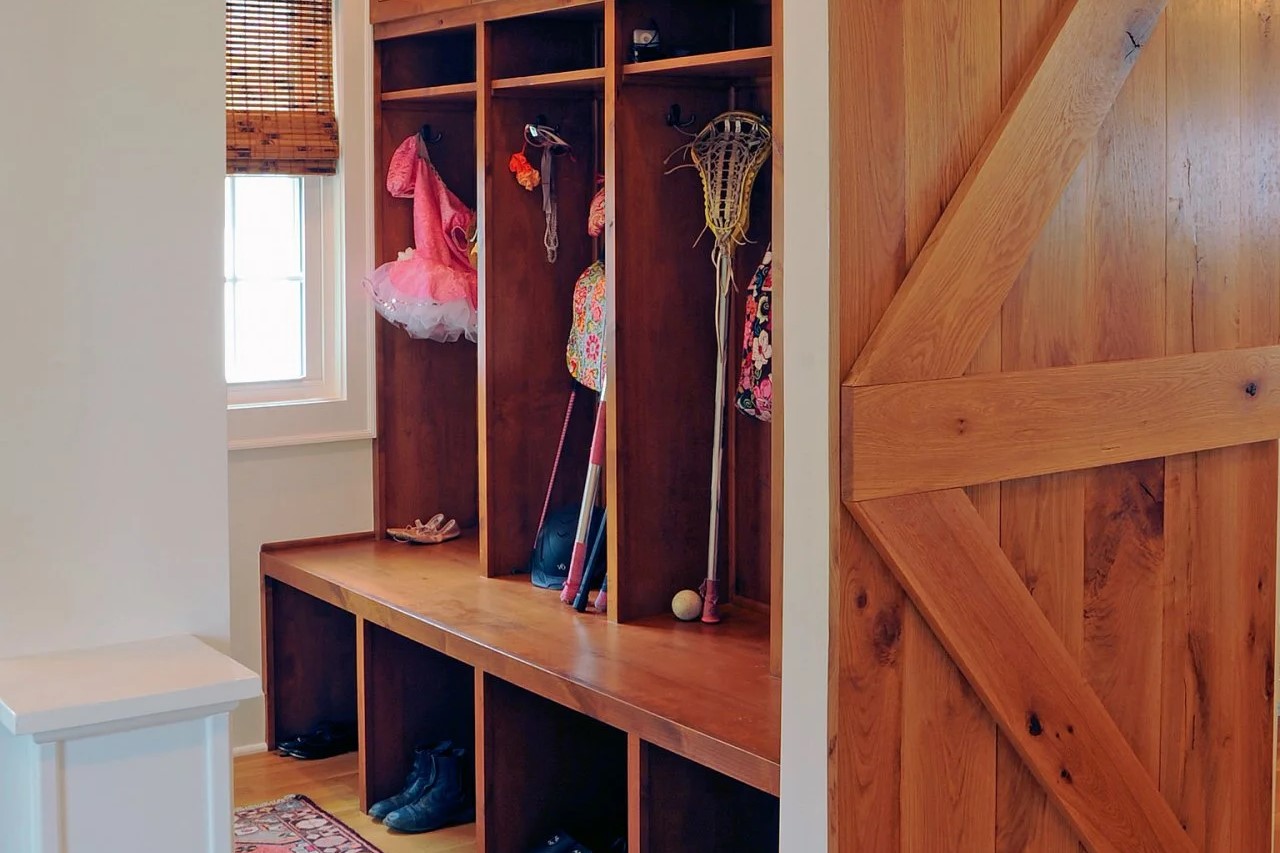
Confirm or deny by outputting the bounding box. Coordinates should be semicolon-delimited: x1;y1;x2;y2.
672;589;703;621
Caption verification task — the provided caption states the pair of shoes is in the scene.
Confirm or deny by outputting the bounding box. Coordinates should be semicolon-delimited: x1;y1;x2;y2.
277;721;356;760
388;514;461;545
533;831;625;853
369;742;475;834
368;742;451;821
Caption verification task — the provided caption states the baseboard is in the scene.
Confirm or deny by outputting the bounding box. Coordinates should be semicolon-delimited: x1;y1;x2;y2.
233;742;269;758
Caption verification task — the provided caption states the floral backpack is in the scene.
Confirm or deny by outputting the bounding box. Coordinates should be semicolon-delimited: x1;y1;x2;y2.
736;248;773;422
566;260;606;391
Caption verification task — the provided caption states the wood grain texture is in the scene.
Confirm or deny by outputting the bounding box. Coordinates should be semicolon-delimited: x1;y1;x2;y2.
994;3;1087;847
847;0;1167;387
844;346;1280;500
479;674;627;851
900;0;1001;846
1160;1;1280;848
374;105;480;535
851;490;1195;853
478;83;596;575
633;740;780;853
609;82;730;619
261;534;780;794
357;619;475;812
261;578;358;752
374;0;600;35
829;0;908;845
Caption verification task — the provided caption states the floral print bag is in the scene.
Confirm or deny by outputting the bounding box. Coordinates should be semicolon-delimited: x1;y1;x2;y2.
736;248;773;422
567;260;607;392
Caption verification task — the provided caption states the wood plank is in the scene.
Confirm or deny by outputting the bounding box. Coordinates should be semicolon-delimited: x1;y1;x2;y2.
373;0;601;37
900;0;1000;845
830;0;908;844
491;66;604;92
260;534;780;795
845;0;1167;387
478;675;627;851
621;46;773;79
995;2;1086;846
1161;0;1280;847
850;489;1195;853
844;345;1280;500
382;82;479;104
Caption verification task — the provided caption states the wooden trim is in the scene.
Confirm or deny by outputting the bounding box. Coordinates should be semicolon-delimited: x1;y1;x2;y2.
491;66;604;92
260;531;376;553
373;0;601;40
845;0;1167;387
850;489;1194;853
844;345;1280;500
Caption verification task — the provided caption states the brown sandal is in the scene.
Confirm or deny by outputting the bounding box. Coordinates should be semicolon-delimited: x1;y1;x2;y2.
388;514;461;545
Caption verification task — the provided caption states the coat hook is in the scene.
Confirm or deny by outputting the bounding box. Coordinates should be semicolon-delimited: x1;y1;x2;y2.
666;103;696;130
419;123;443;145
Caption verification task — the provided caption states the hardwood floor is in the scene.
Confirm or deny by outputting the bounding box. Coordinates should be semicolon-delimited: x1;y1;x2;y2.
235;751;476;853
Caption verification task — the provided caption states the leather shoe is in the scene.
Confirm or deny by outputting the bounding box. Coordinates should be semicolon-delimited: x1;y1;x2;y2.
368;741;453;821
384;747;475;833
277;721;357;760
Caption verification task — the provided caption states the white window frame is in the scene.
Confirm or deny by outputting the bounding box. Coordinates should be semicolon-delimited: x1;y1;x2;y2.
227;0;375;450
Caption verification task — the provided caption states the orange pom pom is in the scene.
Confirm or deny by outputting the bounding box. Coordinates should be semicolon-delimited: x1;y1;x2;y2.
508;152;541;191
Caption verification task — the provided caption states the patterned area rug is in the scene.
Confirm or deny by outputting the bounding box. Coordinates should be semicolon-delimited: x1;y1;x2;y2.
234;794;383;853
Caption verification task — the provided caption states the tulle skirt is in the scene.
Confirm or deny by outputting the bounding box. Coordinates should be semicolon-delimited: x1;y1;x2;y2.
363;249;478;343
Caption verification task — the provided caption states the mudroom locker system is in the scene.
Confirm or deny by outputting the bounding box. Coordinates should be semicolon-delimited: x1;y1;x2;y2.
260;1;784;851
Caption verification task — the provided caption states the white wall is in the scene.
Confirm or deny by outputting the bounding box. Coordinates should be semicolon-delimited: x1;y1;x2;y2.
0;3;228;657
228;441;373;750
779;0;832;850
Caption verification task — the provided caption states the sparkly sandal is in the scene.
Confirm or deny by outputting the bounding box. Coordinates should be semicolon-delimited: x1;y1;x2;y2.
388;514;461;545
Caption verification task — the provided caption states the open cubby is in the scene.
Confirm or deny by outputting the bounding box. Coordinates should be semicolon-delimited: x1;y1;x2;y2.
632;739;780;852
262;580;357;750
357;621;476;813
479;675;628;851
610;78;774;619
373;100;480;534
379;26;477;92
618;0;771;66
487;5;605;81
479;90;602;575
263;3;781;848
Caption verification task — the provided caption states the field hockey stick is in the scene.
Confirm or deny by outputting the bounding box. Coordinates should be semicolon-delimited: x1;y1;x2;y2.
573;512;607;612
561;377;608;603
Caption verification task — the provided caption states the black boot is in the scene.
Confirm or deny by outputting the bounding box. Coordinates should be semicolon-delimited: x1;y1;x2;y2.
384;747;476;833
368;742;453;821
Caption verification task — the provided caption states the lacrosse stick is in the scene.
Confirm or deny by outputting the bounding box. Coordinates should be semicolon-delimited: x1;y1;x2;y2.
669;110;772;623
524;123;572;263
561;376;608;604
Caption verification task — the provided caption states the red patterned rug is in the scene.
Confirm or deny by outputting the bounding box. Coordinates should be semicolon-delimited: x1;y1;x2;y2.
234;794;383;853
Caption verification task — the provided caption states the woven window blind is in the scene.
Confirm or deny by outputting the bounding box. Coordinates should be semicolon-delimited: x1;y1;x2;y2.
226;0;340;175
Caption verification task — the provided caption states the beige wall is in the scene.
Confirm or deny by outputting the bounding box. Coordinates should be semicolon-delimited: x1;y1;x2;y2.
228;440;374;750
778;0;832;849
0;2;229;660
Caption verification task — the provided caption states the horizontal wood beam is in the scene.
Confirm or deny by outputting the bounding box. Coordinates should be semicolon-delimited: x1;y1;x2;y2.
846;0;1166;386
850;490;1195;853
844;345;1280;501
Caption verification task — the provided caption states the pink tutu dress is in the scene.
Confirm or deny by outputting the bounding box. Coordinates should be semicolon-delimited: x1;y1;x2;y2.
364;135;479;342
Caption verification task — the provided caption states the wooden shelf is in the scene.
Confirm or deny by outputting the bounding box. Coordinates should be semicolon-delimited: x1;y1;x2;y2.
491;67;605;93
380;81;477;104
623;46;774;80
261;532;780;795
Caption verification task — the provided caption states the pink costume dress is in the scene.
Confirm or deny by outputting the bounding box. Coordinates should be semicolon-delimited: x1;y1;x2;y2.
364;135;479;343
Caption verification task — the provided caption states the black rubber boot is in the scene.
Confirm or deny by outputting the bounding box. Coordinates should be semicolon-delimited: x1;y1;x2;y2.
383;747;476;833
367;741;453;821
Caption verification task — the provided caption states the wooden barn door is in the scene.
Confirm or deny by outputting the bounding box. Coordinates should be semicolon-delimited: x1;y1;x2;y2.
831;0;1280;850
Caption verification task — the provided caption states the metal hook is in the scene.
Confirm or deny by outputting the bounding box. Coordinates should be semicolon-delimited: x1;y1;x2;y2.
665;103;697;130
418;123;443;145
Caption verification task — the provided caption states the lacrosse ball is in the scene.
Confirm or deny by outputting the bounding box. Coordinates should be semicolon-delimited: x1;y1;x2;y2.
672;589;703;621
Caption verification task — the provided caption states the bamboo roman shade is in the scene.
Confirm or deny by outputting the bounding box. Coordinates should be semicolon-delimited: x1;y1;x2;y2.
226;0;340;175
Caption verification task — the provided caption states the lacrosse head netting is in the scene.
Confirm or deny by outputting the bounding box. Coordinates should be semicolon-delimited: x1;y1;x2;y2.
524;123;573;263
669;110;772;623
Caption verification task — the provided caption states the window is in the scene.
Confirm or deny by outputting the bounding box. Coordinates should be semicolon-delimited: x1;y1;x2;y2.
225;175;311;386
223;0;374;449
